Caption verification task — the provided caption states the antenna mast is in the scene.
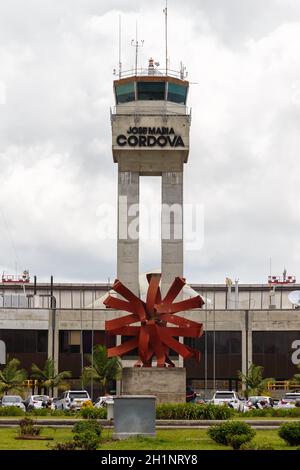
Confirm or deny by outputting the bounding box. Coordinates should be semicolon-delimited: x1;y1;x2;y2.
163;1;168;75
118;15;122;79
131;21;144;76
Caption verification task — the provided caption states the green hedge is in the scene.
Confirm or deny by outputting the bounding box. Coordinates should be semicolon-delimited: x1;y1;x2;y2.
29;408;77;417
156;403;234;420
0;406;25;416
243;407;300;418
0;407;107;419
2;402;300;420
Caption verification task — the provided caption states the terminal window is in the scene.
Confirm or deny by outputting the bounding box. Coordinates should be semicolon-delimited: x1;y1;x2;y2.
0;330;47;353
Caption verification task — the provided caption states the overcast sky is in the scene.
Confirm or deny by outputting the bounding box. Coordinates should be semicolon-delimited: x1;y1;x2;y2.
1;0;300;284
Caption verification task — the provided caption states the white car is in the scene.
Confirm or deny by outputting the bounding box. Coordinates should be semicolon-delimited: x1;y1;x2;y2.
55;390;91;411
25;394;50;410
277;392;300;408
211;391;243;410
94;396;114;408
1;395;26;411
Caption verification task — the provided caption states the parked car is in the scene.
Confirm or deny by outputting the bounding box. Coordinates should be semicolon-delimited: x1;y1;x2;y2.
277;392;300;408
55;390;91;411
25;394;50;411
246;396;274;409
282;392;300;403
94;396;114;408
0;395;26;411
211;391;243;410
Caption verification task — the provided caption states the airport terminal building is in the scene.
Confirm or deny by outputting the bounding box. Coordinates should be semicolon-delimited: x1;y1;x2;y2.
1;278;299;394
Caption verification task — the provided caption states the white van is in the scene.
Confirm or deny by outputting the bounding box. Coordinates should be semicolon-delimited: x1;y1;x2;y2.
55;390;90;411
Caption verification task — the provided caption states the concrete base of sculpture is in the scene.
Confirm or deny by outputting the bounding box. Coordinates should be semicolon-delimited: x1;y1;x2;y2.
113;395;156;439
121;367;186;404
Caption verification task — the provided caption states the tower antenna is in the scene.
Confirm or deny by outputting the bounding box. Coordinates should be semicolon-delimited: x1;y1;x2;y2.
118;15;122;79
163;1;168;75
131;21;144;76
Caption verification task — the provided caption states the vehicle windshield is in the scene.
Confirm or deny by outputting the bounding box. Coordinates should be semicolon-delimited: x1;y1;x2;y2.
69;392;89;399
214;392;235;399
2;396;21;403
33;395;48;401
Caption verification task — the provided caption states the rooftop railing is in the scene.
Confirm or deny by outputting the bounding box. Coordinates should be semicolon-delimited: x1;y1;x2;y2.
114;67;188;81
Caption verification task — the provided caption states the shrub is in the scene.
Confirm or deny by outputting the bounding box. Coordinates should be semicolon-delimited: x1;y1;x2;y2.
72;420;102;450
278;422;300;446
73;420;102;437
208;421;255;447
229;434;252;450
156;403;234;420
0;406;25;417
80;407;106;419
51;441;77;451
73;430;100;450
19;417;41;436
240;442;275;451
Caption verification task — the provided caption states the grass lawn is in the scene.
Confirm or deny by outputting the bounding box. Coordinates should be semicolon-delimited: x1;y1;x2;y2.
0;428;298;450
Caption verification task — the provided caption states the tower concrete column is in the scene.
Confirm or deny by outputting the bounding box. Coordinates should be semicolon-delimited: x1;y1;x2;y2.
118;170;140;296
241;310;252;391
161;171;183;296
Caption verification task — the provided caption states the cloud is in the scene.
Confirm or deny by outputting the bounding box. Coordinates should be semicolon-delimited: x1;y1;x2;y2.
0;1;300;283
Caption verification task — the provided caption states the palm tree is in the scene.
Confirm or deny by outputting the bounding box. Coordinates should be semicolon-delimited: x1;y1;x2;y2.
31;358;71;397
291;364;300;385
238;363;274;398
0;358;27;395
82;345;122;395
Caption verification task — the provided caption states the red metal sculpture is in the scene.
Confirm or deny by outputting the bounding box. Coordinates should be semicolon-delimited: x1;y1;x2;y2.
104;273;204;367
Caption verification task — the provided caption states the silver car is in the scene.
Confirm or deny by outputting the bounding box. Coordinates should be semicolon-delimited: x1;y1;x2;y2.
1;395;26;411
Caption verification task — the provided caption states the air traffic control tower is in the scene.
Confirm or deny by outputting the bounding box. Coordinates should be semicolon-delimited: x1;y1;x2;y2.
111;59;190;296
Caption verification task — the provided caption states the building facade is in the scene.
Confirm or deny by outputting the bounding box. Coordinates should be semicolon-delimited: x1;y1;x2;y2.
1;281;299;395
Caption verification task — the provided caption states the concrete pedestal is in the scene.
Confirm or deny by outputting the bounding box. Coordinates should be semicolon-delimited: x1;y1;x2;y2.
106;399;114;420
113;395;156;439
121;367;186;404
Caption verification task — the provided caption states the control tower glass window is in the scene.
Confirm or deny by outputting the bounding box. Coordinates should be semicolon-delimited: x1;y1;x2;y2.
167;83;187;104
115;82;135;103
137;82;165;100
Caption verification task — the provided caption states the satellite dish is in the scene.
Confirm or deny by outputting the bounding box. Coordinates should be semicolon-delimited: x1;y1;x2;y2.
288;291;300;307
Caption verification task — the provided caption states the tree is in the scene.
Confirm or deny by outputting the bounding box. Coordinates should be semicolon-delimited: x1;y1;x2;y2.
31;358;71;397
238;363;274;398
0;358;27;395
82;345;122;395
